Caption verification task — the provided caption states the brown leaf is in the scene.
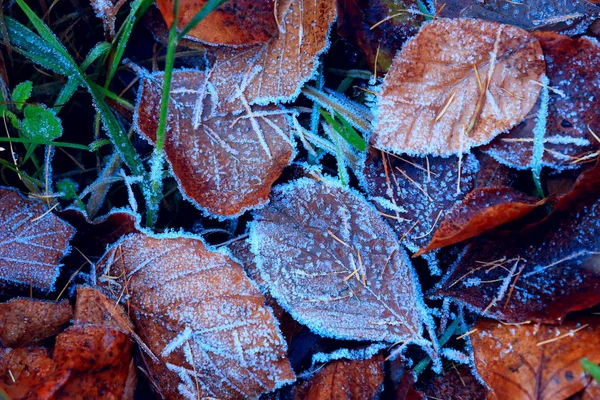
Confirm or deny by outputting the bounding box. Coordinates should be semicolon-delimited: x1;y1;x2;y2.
207;0;337;113
96;233;295;399
434;193;600;323
0;187;76;291
292;353;385;400
483;32;600;169
157;0;278;46
415;187;543;257
362;147;479;251
89;0;127;38
372;18;544;157
418;365;487;400
0;347;57;399
472;318;600;400
136;70;294;217
0;298;72;348
251;177;424;342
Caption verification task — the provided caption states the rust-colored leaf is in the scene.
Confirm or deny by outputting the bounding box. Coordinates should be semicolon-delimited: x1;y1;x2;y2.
362;147;479;251
251;177;424;343
0;347;57;399
373;18;544;157
208;0;337;113
472;318;600;400
96;233;295;399
157;0;278;46
484;32;600;169
415;187;543;257
292;353;385;400
0;187;76;291
0;298;72;348
136;70;294;217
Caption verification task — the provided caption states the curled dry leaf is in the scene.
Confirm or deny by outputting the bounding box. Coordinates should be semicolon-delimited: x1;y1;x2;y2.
484;32;600;169
208;0;337;113
362;147;479;251
157;0;278;46
0;298;72;348
472;318;600;400
136;70;294;217
96;233;295;399
415;187;543;257
90;0;127;38
434;194;600;323
373;18;544;157
251;177;424;343
292;353;385;400
0;187;76;291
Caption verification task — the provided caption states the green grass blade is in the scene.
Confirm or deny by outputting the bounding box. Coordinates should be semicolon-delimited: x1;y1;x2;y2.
81;41;111;70
413;318;460;376
318;108;366;152
582;358;600;383
177;0;228;40
0;136;91;150
54;79;79;113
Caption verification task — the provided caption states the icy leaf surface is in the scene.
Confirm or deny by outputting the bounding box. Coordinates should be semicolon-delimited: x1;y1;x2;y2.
157;0;277;46
373;18;544;157
435;194;600;323
0;298;72;347
90;0;127;37
362;148;479;251
484;33;600;169
0;187;76;290
292;353;384;399
96;233;295;399
251;177;424;342
136;70;294;217
415;187;542;257
472;318;600;400
208;0;337;113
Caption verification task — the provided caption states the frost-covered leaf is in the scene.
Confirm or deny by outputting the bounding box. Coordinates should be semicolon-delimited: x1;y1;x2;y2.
251;177;424;343
0;298;72;347
11;80;32;111
362;147;479;251
208;0;337;113
373;18;544;157
292;353;385;399
0;187;76;291
157;0;278;46
484;33;600;169
90;0;127;37
136;70;294;217
472;318;600;400
415;187;543;257
20;105;62;142
434;193;600;323
96;232;295;399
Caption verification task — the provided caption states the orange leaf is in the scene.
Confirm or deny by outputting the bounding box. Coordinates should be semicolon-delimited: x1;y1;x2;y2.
472;318;600;400
373;18;544;156
96;233;295;399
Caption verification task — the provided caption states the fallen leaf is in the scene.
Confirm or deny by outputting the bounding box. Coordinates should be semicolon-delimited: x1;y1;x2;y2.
157;0;278;46
0;298;72;347
483;33;600;169
415;187;543;257
251;177;424;342
472;318;600;400
362;147;479;251
434;193;600;323
418;365;488;400
372;18;544;157
207;0;337;113
0;187;76;291
0;347;57;399
90;0;127;38
136;70;294;217
96;232;295;399
292;353;385;399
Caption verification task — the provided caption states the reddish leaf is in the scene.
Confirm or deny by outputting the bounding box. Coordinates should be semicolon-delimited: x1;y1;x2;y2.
251;177;424;342
0;187;76;291
292;353;385;400
157;0;278;46
472;318;600;400
0;298;72;347
136;70;294;217
434;194;600;323
415;187;543;257
96;233;295;399
362;148;479;251
373;18;544;157
484;33;600;169
207;0;337;113
0;347;57;399
418;365;487;400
